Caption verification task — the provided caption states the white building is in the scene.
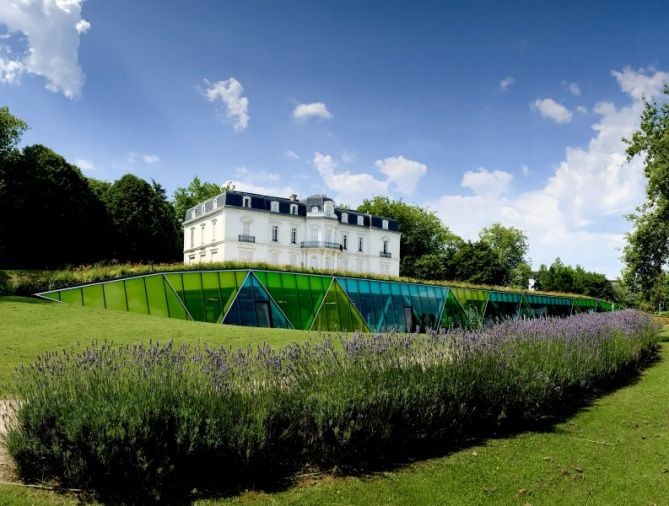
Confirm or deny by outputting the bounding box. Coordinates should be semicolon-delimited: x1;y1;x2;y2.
183;191;401;276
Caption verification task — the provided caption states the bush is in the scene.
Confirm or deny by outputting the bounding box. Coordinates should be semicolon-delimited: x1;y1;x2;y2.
5;311;659;503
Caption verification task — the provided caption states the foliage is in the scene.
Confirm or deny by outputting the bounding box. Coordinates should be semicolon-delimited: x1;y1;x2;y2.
623;84;669;304
0;144;112;268
5;311;658;503
172;176;234;224
450;241;507;285
104;174;181;263
479;223;530;284
535;258;615;301
357;196;463;278
0;106;28;158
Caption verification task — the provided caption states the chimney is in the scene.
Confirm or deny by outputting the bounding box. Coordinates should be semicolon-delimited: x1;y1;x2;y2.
289;193;298;201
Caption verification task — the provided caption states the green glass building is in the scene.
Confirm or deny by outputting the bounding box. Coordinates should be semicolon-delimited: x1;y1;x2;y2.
36;269;620;332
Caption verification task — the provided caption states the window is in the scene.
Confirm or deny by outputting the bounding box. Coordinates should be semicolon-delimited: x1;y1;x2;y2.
201;204;206;214
272;225;278;242
324;201;334;217
343;234;348;250
383;240;388;253
242;220;250;236
380;263;389;275
312;206;319;214
382;219;388;230
291;227;297;244
211;219;217;241
200;223;206;245
356;259;363;272
341;212;348;224
270;252;279;264
341;259;348;271
310;256;319;269
358;237;363;252
325;256;332;269
190;227;194;248
271;201;279;213
290;254;298;266
239;249;254;262
243;196;251;208
290;204;298;215
325;229;332;243
357;215;364;226
189;254;196;262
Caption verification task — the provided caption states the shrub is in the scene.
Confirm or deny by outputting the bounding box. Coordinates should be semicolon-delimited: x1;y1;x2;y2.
4;311;659;503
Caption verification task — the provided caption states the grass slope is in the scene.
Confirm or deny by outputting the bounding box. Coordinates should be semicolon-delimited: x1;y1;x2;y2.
0;296;311;394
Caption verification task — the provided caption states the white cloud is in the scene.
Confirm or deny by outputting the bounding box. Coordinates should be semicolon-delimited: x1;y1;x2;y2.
520;164;530;176
429;67;667;277
313;152;428;205
499;76;515;91
461;168;513;197
285;150;300;160
230;166;297;197
375;156;427;193
292;102;332;121
204;77;249;132
75;18;90;33
533;98;572;124
235;166;279;182
127;152;161;165
74;158;93;170
611;66;669;100
0;0;89;97
567;82;581;96
576;105;588;114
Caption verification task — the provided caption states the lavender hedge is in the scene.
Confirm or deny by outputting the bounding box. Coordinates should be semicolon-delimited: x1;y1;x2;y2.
5;310;659;503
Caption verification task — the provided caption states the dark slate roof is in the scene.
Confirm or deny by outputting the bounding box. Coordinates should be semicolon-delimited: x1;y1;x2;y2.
185;190;400;232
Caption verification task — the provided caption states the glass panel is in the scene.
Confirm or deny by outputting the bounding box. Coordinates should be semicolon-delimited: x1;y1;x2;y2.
201;272;223;323
225;273;255;326
125;277;149;314
182;272;206;322
103;280;128;312
441;290;469;330
82;284;105;309
380;282;396;332
408;285;424;330
390;282;407;332
451;288;487;328
60;287;83;306
518;296;534;318
163;275;189;320
224;273;290;328
369;281;385;332
164;273;185;302
144;275;169;318
40;291;61;302
280;274;303;329
484;299;519;325
295;274;315;330
218;271;240;317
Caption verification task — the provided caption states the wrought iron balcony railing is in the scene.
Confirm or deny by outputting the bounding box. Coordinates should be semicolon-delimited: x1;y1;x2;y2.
379;251;392;258
300;241;342;249
238;234;256;243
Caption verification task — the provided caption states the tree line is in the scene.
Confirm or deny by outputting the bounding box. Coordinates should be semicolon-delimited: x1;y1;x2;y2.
0;106;615;300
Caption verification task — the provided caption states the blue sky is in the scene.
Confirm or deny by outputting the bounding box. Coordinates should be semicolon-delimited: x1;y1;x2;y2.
1;0;668;277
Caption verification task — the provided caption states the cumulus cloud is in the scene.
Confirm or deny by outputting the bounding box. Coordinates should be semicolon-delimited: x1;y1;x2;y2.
499;76;515;91
533;98;573;124
74;158;94;170
292;102;332;121
313;152;428;204
230;166;297;197
576;105;588;114
429;67;666;277
0;0;90;97
127;152;161;165
285;150;300;160
375;156;427;193
204;78;250;132
461;168;513;197
567;82;581;96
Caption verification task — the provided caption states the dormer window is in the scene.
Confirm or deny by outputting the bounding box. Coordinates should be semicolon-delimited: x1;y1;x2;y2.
290;204;298;215
201;204;206;214
243;196;251;208
271;201;279;213
312;206;319;214
341;212;348;224
357;215;364;226
324;201;334;217
382;219;388;230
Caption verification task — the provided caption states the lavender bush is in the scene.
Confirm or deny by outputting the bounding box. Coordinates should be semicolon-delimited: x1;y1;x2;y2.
4;310;660;503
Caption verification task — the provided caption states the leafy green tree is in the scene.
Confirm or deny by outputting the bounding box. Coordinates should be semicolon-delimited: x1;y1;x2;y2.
172;177;234;224
535;258;614;299
479;223;529;285
0;145;112;267
357;196;462;278
105;174;181;263
0;106;27;158
623;84;669;304
448;241;506;285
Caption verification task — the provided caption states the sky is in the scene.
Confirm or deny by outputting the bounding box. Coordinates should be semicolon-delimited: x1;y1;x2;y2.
1;0;668;278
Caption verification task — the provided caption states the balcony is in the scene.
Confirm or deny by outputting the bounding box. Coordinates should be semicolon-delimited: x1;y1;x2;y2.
300;241;342;250
238;234;255;243
379;251;392;258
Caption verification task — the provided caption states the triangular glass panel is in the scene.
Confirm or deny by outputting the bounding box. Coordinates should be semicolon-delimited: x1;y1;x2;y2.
312;279;369;332
223;272;291;328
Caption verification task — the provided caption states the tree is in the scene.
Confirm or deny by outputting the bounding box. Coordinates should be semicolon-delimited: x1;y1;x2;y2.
356;196;462;278
479;223;530;285
105;174;181;263
623;84;669;304
0;106;27;158
535;258;614;300
0;144;112;267
448;241;506;285
172;177;234;224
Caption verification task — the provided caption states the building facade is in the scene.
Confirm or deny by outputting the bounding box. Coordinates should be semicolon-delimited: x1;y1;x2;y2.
182;191;401;276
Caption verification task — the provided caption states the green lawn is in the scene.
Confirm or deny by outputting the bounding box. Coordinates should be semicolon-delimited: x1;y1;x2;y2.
0;296;312;394
0;298;667;505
